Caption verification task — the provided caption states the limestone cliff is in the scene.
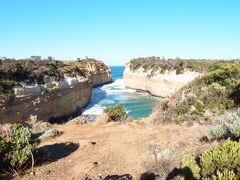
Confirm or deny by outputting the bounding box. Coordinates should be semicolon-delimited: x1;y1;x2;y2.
0;59;112;123
123;58;202;97
79;61;112;86
0;76;92;124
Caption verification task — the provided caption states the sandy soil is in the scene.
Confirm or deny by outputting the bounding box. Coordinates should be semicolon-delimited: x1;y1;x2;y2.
20;120;208;180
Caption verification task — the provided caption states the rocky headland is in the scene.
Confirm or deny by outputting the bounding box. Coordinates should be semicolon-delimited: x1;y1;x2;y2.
123;57;224;97
0;58;112;124
124;63;201;98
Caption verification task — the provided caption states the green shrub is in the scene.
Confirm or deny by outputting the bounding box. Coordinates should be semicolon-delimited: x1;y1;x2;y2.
231;84;240;105
225;112;240;138
228;122;240;138
180;139;240;179
0;79;15;92
0;138;8;161
211;169;237;180
203;64;240;87
0;138;6;150
9;123;36;168
174;65;184;75
194;101;204;116
0;123;36;170
175;104;190;115
160;98;169;110
181;154;200;179
200;139;240;178
176;115;188;125
224;78;239;88
224;100;235;110
185;93;197;106
207;124;225;141
104;104;128;122
206;112;240;141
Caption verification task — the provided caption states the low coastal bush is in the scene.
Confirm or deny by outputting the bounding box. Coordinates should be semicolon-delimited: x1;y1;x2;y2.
201;139;240;178
180;139;240;179
212;169;237;180
207;112;240;141
104;104;128;122
155;62;240;123
181;154;200;179
0;123;36;171
225;112;240;138
145;142;176;178
128;57;232;76
207;124;225;141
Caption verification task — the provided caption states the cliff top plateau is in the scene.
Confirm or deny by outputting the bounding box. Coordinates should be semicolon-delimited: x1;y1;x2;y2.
127;56;239;76
0;57;111;107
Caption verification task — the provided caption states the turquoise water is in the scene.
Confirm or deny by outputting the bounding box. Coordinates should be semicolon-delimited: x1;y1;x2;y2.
82;66;160;119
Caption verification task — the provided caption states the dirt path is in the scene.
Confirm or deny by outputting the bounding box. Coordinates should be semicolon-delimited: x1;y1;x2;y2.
21;120;207;180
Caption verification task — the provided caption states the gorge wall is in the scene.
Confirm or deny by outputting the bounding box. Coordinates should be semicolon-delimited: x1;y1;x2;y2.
123;58;202;97
82;61;112;86
0;59;112;124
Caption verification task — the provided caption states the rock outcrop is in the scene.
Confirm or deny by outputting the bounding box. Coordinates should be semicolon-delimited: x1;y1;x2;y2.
0;59;112;123
123;59;202;97
81;61;112;86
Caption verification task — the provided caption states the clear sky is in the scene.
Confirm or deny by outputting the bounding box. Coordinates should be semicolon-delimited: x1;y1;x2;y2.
0;0;240;65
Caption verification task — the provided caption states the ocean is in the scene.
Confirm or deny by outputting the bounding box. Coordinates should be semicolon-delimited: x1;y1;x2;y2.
82;66;160;119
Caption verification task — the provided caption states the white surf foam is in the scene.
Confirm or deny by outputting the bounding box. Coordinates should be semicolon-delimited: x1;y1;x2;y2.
82;78;156;116
82;79;133;115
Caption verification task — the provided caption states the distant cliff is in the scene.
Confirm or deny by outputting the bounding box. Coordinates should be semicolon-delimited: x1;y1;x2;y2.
78;60;112;86
124;57;205;97
124;57;240;124
0;58;112;123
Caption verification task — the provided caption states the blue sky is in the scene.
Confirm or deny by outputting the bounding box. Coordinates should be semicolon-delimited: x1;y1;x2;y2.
0;0;240;65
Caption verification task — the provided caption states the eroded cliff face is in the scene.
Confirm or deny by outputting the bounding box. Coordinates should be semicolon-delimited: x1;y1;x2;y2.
81;61;112;86
0;59;112;123
124;63;201;97
0;76;91;124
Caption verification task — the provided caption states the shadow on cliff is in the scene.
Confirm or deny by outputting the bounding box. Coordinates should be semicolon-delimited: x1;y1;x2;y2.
48;108;83;124
35;142;79;165
48;86;107;124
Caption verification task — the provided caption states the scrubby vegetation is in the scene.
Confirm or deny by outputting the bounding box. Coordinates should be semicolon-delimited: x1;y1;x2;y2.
128;56;236;77
207;124;225;141
180;139;240;179
207;112;240;141
181;154;200;179
144;142;177;178
155;62;240;124
104;104;128;122
0;57;108;106
0;123;37;173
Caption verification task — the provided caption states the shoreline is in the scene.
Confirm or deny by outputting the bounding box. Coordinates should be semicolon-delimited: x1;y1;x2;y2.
81;78;161;120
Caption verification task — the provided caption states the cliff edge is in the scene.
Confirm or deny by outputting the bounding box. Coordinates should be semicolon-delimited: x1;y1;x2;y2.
0;58;112;123
124;57;204;97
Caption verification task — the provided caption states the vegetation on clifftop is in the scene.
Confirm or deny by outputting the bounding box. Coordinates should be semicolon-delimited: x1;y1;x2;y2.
104;104;128;122
155;62;240;124
128;56;237;76
180;139;240;179
0;57;109;106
